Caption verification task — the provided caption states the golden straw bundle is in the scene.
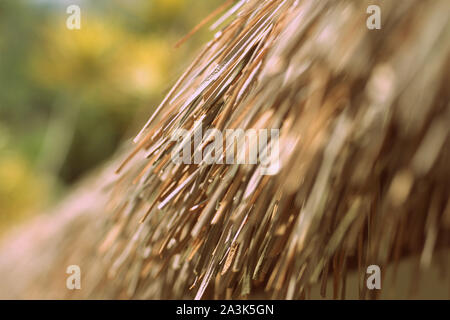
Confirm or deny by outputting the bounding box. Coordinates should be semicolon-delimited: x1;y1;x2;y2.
0;0;449;299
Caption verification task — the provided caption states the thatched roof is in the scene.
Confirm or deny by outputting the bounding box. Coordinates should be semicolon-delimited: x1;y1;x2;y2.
0;0;449;299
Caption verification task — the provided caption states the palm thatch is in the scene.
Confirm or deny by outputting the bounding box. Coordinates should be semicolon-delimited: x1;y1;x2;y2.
0;0;449;299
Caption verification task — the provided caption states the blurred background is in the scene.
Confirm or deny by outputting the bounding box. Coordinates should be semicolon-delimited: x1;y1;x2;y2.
0;0;221;234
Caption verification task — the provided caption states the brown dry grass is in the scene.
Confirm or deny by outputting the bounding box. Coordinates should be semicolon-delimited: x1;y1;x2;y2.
0;0;449;299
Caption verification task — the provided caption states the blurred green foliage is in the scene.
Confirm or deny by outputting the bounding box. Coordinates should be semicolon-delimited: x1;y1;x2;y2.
0;0;221;231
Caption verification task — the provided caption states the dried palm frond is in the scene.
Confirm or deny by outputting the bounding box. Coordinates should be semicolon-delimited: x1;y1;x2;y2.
0;0;449;299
